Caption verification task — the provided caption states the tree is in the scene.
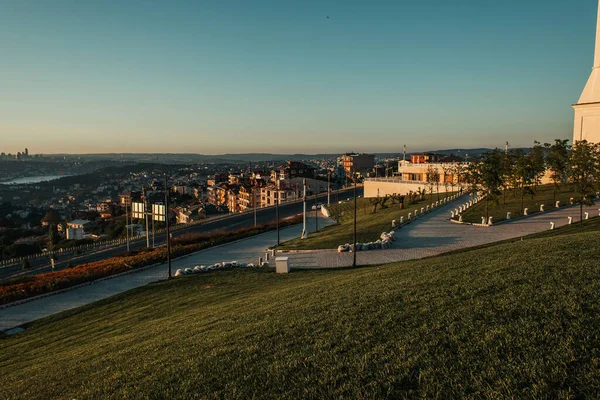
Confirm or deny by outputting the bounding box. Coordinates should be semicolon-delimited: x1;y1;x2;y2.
529;141;547;190
505;150;522;199
49;224;60;248
41;209;61;226
544;139;570;206
441;165;452;196
512;149;537;214
426;165;441;201
568;140;600;226
21;259;30;271
478;149;505;220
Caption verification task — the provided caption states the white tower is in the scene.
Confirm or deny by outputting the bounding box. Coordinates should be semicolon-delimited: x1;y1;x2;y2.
573;0;600;144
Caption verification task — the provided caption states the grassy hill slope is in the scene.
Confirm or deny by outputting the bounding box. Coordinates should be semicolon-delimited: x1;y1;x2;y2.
1;221;600;399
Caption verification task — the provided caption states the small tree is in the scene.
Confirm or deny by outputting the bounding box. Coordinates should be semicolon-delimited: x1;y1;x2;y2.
41;209;61;226
568;140;600;226
513;149;536;213
48;223;60;249
529;141;547;190
478;149;505;220
21;259;30;271
545;139;570;206
442;165;452;196
426;165;441;201
499;151;515;205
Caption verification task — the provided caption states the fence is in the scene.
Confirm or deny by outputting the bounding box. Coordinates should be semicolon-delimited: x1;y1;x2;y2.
0;187;360;268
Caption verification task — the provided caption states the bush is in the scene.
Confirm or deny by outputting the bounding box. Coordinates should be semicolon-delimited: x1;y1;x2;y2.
0;215;303;305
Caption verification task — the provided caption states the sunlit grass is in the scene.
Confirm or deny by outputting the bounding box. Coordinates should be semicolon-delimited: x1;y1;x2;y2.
1;218;599;398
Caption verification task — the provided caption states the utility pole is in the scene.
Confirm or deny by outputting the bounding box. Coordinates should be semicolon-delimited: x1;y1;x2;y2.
125;199;130;252
327;158;331;206
152;208;155;248
353;170;357;268
301;178;308;239
275;178;280;248
314;170;318;232
143;186;150;248
165;176;172;279
253;188;257;227
276;196;280;248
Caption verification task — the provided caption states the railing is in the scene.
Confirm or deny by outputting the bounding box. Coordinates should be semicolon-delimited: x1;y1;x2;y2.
365;177;470;187
0;186;361;268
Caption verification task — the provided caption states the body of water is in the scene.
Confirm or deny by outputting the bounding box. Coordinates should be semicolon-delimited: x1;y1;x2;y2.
1;175;71;185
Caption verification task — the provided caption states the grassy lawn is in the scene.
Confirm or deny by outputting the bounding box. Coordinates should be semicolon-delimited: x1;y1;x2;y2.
2;219;600;398
279;193;456;250
461;184;579;223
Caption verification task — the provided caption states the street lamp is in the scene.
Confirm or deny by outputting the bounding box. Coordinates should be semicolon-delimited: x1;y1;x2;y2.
353;170;357;268
164;175;172;279
253;187;257;227
276;195;280;248
314;170;318;233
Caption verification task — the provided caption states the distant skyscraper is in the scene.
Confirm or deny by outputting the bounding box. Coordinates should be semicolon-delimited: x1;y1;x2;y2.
573;0;600;144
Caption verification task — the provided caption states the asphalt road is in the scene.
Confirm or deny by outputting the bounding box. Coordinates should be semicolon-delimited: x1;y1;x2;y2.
0;187;363;281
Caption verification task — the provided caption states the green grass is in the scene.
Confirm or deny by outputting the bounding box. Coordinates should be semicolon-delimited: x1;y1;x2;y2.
280;193;455;250
461;184;579;223
2;219;600;398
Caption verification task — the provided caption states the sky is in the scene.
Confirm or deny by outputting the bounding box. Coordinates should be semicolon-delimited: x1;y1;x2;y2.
0;0;598;154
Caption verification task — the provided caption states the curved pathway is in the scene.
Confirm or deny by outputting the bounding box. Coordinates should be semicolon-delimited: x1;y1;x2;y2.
1;195;598;332
285;197;600;268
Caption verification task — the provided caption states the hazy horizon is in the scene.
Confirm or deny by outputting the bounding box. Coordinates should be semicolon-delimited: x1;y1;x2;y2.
1;0;594;154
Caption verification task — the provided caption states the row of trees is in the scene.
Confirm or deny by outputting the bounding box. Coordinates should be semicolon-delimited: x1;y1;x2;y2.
463;140;600;223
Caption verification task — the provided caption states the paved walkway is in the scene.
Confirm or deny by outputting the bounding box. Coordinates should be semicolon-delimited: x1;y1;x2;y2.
1;197;598;332
286;198;600;268
0;218;334;332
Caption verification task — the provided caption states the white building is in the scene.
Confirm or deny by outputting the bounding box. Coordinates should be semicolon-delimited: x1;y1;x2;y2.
66;227;84;240
573;0;600;144
364;159;466;198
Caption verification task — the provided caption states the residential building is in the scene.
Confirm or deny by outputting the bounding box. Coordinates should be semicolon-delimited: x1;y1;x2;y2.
340;153;375;178
119;191;141;208
208;173;228;187
66;227;84;240
260;184;299;207
175;205;205;224
411;153;441;164
238;185;257;212
272;161;316;182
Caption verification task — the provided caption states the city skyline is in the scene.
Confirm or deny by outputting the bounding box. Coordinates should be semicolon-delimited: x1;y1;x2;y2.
1;0;596;154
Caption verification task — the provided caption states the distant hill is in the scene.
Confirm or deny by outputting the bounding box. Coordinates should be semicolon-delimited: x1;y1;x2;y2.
44;149;510;163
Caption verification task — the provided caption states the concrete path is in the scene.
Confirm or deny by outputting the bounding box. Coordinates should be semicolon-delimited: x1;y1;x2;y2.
285;198;600;268
2;196;598;332
0;218;334;332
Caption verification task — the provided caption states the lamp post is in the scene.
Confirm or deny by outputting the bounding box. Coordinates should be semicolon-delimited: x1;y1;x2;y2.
125;200;130;252
314;170;318;233
353;170;357;268
165;175;172;279
276;195;280;248
143;186;150;248
275;179;280;249
253;187;257;227
327;161;331;206
301;178;308;239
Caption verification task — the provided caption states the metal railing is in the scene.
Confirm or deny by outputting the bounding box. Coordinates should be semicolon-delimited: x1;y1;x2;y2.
0;186;360;268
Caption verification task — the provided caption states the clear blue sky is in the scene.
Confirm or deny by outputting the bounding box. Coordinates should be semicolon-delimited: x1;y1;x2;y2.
0;0;597;154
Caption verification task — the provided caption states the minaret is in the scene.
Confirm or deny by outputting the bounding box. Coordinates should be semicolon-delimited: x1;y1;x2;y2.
573;0;600;144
